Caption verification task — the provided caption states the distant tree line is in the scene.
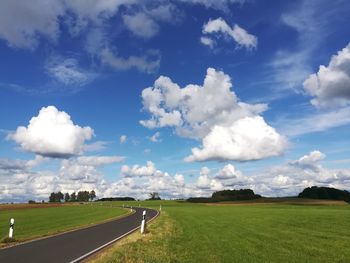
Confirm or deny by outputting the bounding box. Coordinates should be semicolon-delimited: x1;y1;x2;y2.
298;186;350;202
49;190;96;203
97;197;135;202
187;189;262;203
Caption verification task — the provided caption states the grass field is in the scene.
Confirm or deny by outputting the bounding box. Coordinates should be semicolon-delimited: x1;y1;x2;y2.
92;200;350;263
0;203;128;245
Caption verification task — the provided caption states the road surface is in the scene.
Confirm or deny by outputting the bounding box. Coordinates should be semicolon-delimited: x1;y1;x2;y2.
0;206;159;263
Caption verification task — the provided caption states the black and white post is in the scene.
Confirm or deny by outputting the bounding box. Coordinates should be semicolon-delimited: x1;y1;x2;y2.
9;218;14;239
140;210;146;234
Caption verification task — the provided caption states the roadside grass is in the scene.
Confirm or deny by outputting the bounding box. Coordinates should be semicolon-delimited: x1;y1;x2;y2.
91;201;350;263
89;211;179;263
0;204;128;246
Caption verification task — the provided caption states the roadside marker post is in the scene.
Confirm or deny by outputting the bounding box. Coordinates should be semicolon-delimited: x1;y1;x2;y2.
140;210;146;234
9;218;14;239
160;204;162;211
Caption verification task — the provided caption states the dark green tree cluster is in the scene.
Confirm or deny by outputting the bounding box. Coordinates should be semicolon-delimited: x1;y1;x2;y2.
49;192;64;202
298;186;350;202
49;190;96;202
212;189;262;201
97;197;135;201
188;189;262;203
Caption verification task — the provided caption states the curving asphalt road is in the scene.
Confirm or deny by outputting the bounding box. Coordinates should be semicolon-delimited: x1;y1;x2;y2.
0;206;159;263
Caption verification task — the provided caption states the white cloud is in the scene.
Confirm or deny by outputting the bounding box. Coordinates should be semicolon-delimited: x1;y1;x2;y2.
120;135;127;144
8;106;94;158
46;57;94;86
268;0;346;93
202;17;257;50
0;0;65;49
100;48;160;73
123;3;182;39
140;68;286;161
182;0;245;10
149;131;161;142
0;154;121;202
2;152;350;202
200;36;215;48
288;150;325;174
185;116;287;162
253;150;350;197
83;141;108;152
123;13;159;38
277;106;350;137
303;43;350;108
0;0;135;49
121;161;157;177
145;4;180;22
76;155;125;166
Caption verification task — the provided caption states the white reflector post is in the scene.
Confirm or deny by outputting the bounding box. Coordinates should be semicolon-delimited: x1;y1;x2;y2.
9;218;14;238
141;210;146;234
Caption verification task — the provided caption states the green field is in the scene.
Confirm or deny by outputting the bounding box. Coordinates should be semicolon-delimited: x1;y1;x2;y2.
93;200;350;263
0;204;127;244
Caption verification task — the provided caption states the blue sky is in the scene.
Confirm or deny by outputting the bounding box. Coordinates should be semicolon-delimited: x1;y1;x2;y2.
1;0;350;202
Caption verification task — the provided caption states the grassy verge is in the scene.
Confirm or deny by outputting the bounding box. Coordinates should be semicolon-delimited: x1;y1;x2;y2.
0;204;128;247
89;201;350;263
89;211;178;263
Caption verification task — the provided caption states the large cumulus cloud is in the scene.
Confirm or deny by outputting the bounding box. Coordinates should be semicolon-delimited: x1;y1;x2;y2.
8;106;94;158
140;68;287;162
303;43;350;108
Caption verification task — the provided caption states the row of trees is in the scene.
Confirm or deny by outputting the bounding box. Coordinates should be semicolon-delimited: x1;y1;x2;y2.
187;189;262;203
49;190;96;203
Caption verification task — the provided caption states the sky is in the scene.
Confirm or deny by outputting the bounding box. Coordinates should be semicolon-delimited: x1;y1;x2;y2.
1;0;350;202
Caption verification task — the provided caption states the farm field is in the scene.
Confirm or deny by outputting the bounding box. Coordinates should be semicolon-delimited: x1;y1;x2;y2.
92;200;350;263
0;203;128;245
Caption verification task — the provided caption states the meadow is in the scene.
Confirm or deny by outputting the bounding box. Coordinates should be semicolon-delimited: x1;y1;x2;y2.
92;200;350;263
0;203;127;245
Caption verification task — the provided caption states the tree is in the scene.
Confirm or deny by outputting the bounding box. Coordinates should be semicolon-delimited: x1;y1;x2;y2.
77;191;90;202
148;192;161;200
70;192;76;202
89;190;96;201
49;191;64;202
49;192;56;203
64;193;70;202
57;191;64;202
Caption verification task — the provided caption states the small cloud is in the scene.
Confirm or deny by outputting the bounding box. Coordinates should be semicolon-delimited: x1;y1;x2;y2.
83;141;108;152
149;131;161;142
120;135;127;144
144;148;151;154
46;57;94;86
123;13;159;39
200;36;215;48
202;17;257;50
100;48;160;74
